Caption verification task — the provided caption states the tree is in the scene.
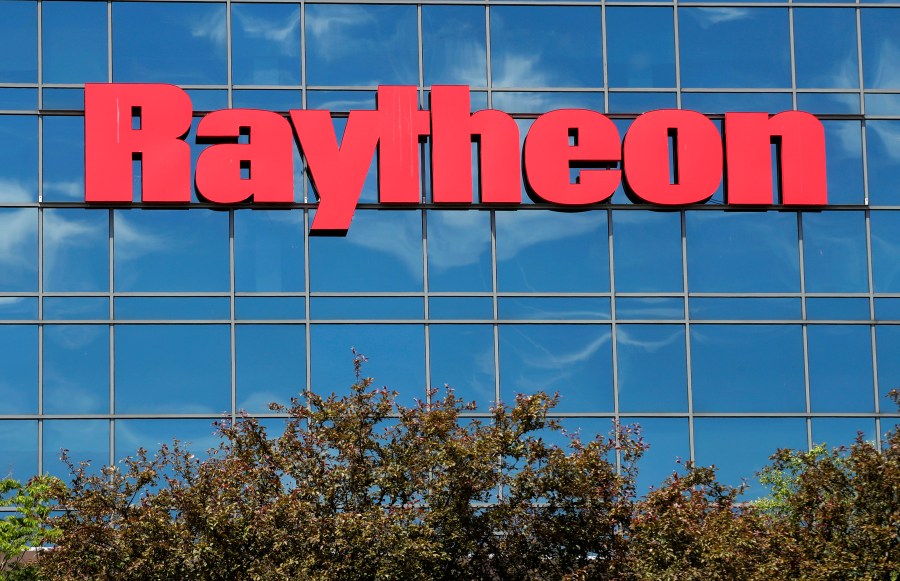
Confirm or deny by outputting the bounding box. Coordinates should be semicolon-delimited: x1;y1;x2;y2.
0;476;58;580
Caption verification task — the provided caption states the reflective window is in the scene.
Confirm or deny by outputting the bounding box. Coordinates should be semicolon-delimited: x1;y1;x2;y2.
43;420;108;479
679;9;790;88
0;326;37;414
115;325;231;414
43;298;108;321
185;89;228;112
866;94;900;116
870;211;900;292
112;2;227;84
0;2;35;82
115;419;220;461
686;211;799;293
821;121;864;204
793;9;859;89
499;297;610;320
0;89;36;110
0;116;37;202
0;209;37;292
114;298;230;320
623;417;689;493
866;122;900;205
306;90;375;111
43;209;108;292
427;211;492;293
691;325;805;412
608;92;677;114
429;324;495;410
613;211;682;293
680;92;792;113
802;212;868;293
616;298;684;321
428;298;493;320
606;8;675;89
496;211;609;292
807;298;870;321
305;117;378;203
312;298;422;320
309;210;423;292
305;4;417;86
491;92;602;113
812;418;876;448
499;324;613;412
42;1;107;84
796;93;861;115
231;3;300;86
861;9;900;89
43;89;85;111
43;325;109;415
617;324;687;412
43;116;85;202
689;298;800;320
423;6;486;86
236;325;305;413
490;7;602;88
875;326;900;408
235;297;306;320
114;210;229;292
235;210;305;292
0;422;37;480
808;325;874;413
0;298;37;320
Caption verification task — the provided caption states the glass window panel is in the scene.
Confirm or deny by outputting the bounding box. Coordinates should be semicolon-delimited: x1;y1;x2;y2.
499;297;610;320
621;417;689;493
691;324;805;412
616;297;684;320
0;2;35;82
875;325;900;409
309;210;423;292
43;420;109;480
686;211;799;293
305;4;417;86
113;2;226;84
42;1;107;83
115;325;231;414
231;3;300;86
808;325;875;413
812;418;876;448
0;422;37;480
679;9;791;88
42;116;85;202
305;116;378;203
802;211;868;293
820;121;864;204
235;297;306;320
42;89;84;111
490;7;602;88
490;92;602;113
794;9;859;89
876;298;900;320
680;92;793;113
43;325;109;415
306;90;375;111
607;8;675;89
871;211;900;292
185;89;228;112
617;324;687;412
311;298;422;320
43;209;108;292
235;210;305;292
114;210;229;292
0;116;37;202
231;89;303;110
499;324;613;413
0;208;37;291
0;326;37;414
807;298;870;320
114;298;230;320
694;418;806;493
608;92;676;114
796;92;860;115
310;324;425;406
866;94;900;116
423;6;486;87
236;324;305;413
0;89;36;110
0;297;36;320
428;298;493;320
613;211;682;293
429;324;495;411
43;298;109;321
861;9;900;89
496;210;609;292
115;419;220;461
866;122;900;204
427;211;492;293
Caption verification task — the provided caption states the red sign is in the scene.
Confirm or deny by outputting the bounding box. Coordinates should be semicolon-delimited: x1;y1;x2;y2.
84;83;827;234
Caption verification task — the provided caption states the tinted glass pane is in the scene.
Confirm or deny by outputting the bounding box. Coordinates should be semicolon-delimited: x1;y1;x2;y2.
235;297;306;320
0;116;37;202
43;209;108;292
812;418;876;448
114;298;230;320
43;420;109;479
115;419;220;461
617;324;687;412
689;298;800;320
866;122;900;204
312;298;422;320
870;211;900;292
608;92;677;114
875;326;900;409
113;2;227;84
0;208;37;291
429;324;495;410
114;210;229;292
42;1;106;83
231;89;302;110
0;422;37;480
802;211;868;293
115;325;231;414
807;298;870;321
309;210;423;292
42;89;85;111
427;211;492;292
496;211;609;292
0;89;36;110
796;93;860;115
491;91;601;113
43;116;85;202
306;90;375;111
861;9;900;89
691;325;805;412
423;6;486;86
0;297;36;320
428;298;493;320
0;2;36;82
623;417;689;493
822;121;864;204
236;325;305;413
232;3;300;85
808;325;874;413
687;211;799;293
0;326;37;414
499;324;613;412
794;9;859;89
235;210;305;292
866;94;900;116
679;9;790;88
616;298;684;320
613;211;682;293
43;325;109;415
499;297;610;320
490;7;602;88
43;298;109;321
606;8;675;89
680;92;792;114
305;4;417;86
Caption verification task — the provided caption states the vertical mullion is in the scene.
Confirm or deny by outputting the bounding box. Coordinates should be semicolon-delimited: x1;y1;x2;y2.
682;210;694;463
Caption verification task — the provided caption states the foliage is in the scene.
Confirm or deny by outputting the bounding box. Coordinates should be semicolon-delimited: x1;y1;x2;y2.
0;476;59;580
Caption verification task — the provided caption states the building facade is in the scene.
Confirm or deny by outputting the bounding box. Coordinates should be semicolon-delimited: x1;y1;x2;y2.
0;0;898;495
